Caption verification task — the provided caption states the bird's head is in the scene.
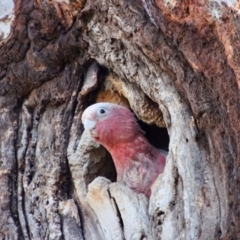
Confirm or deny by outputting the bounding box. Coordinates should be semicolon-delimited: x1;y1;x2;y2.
81;102;142;146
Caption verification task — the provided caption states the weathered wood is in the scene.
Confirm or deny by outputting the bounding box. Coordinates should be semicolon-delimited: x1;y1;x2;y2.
0;0;240;239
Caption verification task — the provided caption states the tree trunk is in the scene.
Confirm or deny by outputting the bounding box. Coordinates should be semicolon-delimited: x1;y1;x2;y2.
0;0;240;239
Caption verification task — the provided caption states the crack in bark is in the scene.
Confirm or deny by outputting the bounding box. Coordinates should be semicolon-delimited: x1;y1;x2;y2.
107;189;125;235
17;103;34;240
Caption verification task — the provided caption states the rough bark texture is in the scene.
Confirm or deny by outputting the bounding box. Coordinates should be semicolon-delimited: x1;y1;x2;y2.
0;0;240;239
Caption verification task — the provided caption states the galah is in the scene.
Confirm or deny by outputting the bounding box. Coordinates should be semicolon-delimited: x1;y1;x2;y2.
81;102;167;198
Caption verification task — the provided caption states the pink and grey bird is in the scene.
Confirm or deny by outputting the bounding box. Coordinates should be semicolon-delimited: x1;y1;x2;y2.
81;102;167;198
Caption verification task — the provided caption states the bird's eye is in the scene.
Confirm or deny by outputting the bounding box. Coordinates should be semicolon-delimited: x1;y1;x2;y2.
97;108;108;117
99;109;105;114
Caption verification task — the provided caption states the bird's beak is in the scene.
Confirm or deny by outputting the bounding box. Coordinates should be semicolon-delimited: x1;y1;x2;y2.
83;119;99;138
83;119;96;130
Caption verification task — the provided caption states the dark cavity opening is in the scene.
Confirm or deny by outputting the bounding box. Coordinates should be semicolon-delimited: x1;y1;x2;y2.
138;120;170;152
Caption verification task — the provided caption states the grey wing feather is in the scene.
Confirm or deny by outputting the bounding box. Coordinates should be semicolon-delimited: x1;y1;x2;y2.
159;149;168;157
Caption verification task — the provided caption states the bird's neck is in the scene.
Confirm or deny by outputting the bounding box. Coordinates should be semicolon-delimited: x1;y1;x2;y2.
104;134;159;168
95;112;142;146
